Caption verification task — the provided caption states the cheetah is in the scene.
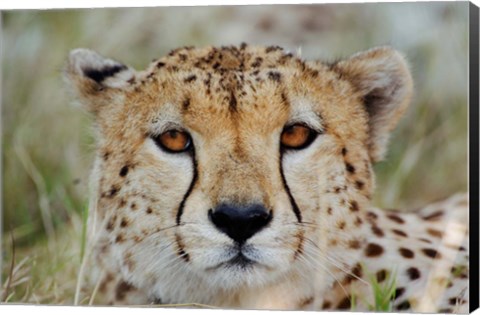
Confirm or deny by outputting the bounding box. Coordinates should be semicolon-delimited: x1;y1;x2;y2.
64;44;469;312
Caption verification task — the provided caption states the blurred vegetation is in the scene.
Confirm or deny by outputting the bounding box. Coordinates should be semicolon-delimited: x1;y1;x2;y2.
1;2;468;304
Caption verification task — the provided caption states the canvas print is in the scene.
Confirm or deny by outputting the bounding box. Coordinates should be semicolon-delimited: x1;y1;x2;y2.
1;2;475;313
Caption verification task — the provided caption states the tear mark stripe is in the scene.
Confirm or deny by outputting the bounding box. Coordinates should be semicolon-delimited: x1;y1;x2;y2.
279;153;302;222
176;148;198;225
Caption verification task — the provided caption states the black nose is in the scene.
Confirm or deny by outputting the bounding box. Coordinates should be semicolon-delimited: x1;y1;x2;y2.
208;204;273;244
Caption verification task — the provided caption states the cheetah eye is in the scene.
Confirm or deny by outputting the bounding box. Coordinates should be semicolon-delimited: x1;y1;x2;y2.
280;124;319;150
152;130;192;153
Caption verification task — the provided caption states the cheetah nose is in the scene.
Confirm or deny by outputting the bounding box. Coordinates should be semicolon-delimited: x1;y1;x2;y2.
208;204;273;245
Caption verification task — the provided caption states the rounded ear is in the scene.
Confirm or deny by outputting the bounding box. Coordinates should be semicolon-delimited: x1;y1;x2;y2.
63;48;136;114
331;47;413;162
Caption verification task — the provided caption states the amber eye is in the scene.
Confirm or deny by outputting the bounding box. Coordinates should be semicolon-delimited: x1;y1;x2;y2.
280;124;318;150
153;130;192;153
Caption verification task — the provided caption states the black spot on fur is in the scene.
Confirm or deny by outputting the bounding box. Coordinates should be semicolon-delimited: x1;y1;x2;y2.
345;163;355;173
349;200;359;212
115;281;134;301
119;165;129;177
184;74;197;83
183;98;191;110
392;229;408;237
279;53;293;65
376;269;387;282
251;57;263;68
365;243;384;257
348;239;361;249
156;61;166;68
366;211;378;220
355;180;365;190
298;296;314;308
422;248;442;259
322;300;332;309
371;225;384;237
354;216;363;226
395;300;410;310
422;210;444;221
352;263;362;277
394;288;405;299
399;248;415;259
268;71;282;82
179;54;187;61
406;267;421;280
120;218;128;228
266;45;283;53
83;64;127;83
386;213;405;224
336;296;351;309
427;228;443;238
108;185;120;198
115;234;124;243
309;69;319;78
106;216;115;231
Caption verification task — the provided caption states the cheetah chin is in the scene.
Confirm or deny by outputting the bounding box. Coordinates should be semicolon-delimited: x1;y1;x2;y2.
64;44;469;312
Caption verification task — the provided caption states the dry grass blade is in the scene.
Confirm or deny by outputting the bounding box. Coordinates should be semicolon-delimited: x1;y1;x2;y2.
2;230;16;302
13;136;56;242
88;270;104;305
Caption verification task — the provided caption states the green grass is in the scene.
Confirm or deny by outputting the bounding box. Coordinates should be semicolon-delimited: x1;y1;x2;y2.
367;269;398;312
1;2;469;306
346;265;398;312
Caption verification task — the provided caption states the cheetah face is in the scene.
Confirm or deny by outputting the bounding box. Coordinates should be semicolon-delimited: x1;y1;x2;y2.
137;93;335;289
65;45;412;297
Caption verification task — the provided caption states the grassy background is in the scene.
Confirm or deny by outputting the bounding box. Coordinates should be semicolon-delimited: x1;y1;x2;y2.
1;3;468;304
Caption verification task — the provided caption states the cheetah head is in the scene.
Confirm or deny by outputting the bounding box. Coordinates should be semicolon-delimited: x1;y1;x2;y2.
65;45;412;303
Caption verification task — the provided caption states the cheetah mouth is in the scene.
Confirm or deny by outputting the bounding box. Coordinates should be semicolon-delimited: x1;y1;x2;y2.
206;253;255;271
205;246;268;272
225;253;255;269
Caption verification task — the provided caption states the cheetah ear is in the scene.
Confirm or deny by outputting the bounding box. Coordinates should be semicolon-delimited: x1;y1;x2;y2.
332;47;413;162
63;48;136;114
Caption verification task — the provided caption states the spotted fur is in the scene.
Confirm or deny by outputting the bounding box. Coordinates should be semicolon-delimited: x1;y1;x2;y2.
64;44;469;312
